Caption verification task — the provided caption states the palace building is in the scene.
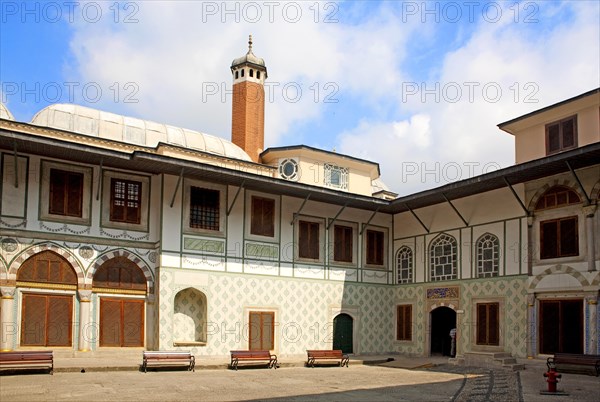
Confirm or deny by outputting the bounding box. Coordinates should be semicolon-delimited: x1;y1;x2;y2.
0;38;598;365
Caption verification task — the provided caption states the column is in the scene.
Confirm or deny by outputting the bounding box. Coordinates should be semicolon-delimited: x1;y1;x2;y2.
526;294;535;358
526;216;534;276
0;286;17;351
583;205;597;272
145;294;156;350
585;295;598;354
78;290;92;351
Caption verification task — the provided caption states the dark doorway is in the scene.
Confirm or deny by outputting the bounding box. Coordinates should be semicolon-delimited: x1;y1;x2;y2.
333;313;353;354
430;307;456;356
539;299;583;354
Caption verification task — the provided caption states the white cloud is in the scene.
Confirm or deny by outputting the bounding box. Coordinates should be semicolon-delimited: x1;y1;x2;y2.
65;1;599;196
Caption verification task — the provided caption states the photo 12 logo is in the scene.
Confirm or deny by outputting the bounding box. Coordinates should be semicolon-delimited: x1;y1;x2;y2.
1;1;139;24
200;1;339;24
1;81;140;104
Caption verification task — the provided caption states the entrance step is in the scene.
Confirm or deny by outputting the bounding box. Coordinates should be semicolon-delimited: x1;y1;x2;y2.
458;352;524;371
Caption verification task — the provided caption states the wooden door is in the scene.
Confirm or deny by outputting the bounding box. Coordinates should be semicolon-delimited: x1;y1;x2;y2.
333;314;353;354
21;293;73;347
99;298;144;347
540;299;583;354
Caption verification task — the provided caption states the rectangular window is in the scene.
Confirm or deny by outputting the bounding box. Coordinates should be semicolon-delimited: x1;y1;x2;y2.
189;187;220;230
299;220;320;260
366;229;384;265
250;196;275;237
49;168;83;217
396;305;412;341
324;163;349;190
546;116;577;155
249;311;274;350
540;216;578;259
110;178;141;224
476;303;499;346
333;225;353;263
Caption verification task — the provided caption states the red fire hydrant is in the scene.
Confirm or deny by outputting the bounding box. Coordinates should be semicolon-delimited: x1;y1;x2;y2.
543;367;562;393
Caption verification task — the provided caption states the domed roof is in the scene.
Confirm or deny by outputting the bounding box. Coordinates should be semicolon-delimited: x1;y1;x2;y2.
30;104;252;162
231;35;267;71
0;102;15;121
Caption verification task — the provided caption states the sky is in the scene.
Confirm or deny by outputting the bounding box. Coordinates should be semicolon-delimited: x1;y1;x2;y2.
1;0;599;196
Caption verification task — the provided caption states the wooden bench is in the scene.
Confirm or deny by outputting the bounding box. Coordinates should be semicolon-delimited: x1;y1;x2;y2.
230;350;277;370
142;351;195;373
306;350;349;368
0;350;54;374
547;353;600;376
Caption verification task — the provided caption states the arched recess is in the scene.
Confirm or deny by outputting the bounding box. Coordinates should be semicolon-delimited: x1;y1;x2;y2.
9;242;83;284
93;257;147;347
86;249;153;293
528;264;589;290
528;182;583;212
173;288;208;344
17;250;78;347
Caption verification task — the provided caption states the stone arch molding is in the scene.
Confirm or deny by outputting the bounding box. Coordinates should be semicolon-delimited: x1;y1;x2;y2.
528;180;585;211
86;249;154;293
590;178;600;202
8;242;84;283
528;264;590;290
429;303;458;311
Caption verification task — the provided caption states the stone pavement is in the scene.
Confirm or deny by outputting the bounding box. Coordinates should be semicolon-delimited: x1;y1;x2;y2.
1;353;599;401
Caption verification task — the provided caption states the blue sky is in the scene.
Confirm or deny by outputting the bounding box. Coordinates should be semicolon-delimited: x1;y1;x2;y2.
1;1;599;194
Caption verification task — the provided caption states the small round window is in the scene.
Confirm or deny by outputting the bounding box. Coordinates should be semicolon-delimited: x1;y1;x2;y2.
279;159;299;181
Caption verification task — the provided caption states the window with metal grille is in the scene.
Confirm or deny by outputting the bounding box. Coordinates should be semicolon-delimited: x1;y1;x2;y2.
366;229;384;266
324;163;348;190
333;224;353;263
189;187;220;230
251;196;275;237
396;246;413;284
299;220;320;260
49;168;83;217
476;303;499;346
476;234;499;278
396;305;412;341
110;178;141;224
430;234;457;281
540;216;579;259
546;116;577;155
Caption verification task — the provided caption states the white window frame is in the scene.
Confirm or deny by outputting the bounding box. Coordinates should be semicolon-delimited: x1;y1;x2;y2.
324;163;349;190
101;170;150;232
183;179;226;237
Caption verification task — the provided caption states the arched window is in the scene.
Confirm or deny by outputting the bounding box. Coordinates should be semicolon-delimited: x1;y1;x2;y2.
476;233;500;278
396;246;413;284
18;250;77;286
249;69;254;77
535;186;580;211
93;257;146;291
430;234;457;281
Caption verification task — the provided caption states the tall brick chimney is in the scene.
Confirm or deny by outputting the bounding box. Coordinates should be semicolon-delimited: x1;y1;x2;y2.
230;35;267;163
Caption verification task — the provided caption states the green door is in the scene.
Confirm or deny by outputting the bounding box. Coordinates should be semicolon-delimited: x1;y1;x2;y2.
333;314;353;354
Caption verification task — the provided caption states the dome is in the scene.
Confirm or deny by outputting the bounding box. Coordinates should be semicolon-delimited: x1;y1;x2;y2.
0;102;15;120
231;35;267;71
30;104;252;162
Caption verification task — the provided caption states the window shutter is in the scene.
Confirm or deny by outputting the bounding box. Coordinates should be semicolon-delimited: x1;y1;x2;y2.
21;294;47;346
47;295;72;346
49;169;66;215
67;172;83;216
100;299;123;347
562;119;575;148
477;304;487;344
559;217;578;256
309;222;320;259
540;221;558;259
488;303;499;346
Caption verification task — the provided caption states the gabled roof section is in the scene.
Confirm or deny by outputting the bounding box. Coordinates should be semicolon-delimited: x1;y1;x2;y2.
498;88;600;134
30;103;252;162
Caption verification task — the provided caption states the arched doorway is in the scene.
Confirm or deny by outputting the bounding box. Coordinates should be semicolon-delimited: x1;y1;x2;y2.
430;307;456;356
93;257;147;347
18;251;77;347
333;313;353;354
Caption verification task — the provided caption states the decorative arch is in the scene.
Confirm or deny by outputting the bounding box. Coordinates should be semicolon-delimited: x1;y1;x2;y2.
476;233;500;278
0;257;7;281
86;249;153;293
528;264;590;289
429;233;458;281
8;242;84;283
396;246;413;284
590;179;600;202
17;250;78;286
528;181;584;211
